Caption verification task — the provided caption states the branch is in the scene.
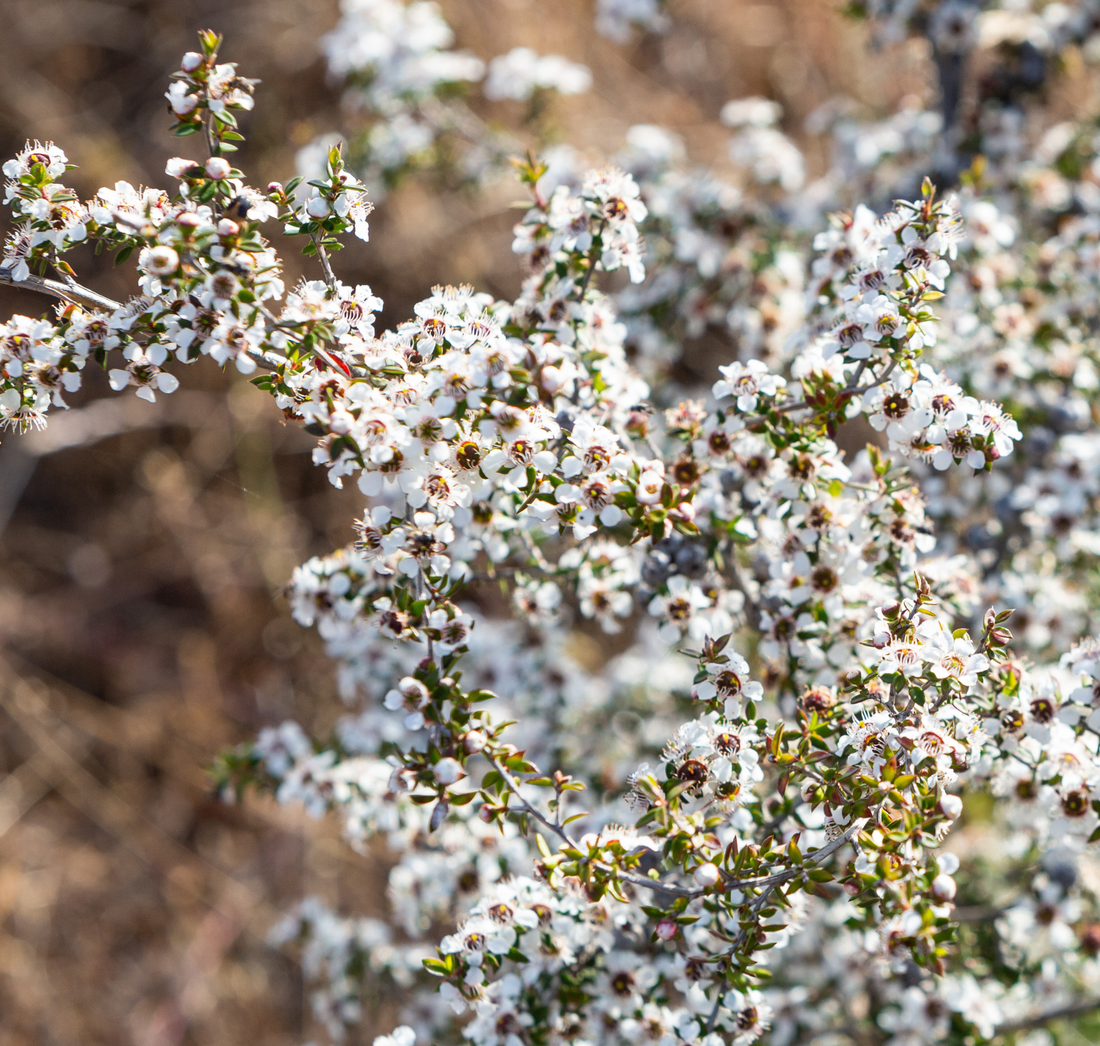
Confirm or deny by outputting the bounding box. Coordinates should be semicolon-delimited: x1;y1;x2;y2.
1;264;287;373
744;358;900;430
995;998;1100;1035
573;219;607;302
602;818;866;902
952;902;1015;923
1;264;123;313
491;745;865;902
485;753;577;849
309;232;338;290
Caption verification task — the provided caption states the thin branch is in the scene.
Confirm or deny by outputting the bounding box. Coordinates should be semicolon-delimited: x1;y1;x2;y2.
995;998;1100;1035
725;556;761;628
745;358;900;430
1;264;123;313
574;220;607;303
485;753;577;849
615;872;697;899
309;232;338;289
1;264;287;373
953;901;1016;923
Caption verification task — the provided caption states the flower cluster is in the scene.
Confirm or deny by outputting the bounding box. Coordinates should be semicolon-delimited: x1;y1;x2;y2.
12;12;1100;1046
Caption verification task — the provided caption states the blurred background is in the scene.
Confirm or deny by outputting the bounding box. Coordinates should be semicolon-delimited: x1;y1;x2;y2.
0;1;1063;1043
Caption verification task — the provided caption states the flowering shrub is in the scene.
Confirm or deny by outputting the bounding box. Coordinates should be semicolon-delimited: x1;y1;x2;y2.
8;5;1100;1045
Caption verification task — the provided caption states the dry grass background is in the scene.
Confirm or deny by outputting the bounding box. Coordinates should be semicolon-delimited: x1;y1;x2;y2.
0;2;1086;1044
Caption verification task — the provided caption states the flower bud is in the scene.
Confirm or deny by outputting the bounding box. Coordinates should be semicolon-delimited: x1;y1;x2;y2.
267;181;283;196
674;501;696;522
306;196;331;218
463;730;487;754
939;794;963;820
205;157;231;180
181;52;204;72
434;757;463;785
655;918;678;940
692;863;720;888
217;218;240;237
540;365;566;393
931;873;956;902
166;157;198;179
479;804;497;823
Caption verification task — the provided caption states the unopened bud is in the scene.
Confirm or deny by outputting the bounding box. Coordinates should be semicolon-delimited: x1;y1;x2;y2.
205;156;231;180
655;918;678;940
181;52;204;72
693;863;720;888
434;757;463;785
463;730;487;754
939;794;964;820
217;218;240;237
931;873;956;902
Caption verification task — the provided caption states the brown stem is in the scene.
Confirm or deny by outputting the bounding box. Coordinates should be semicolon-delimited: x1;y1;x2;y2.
1;265;123;313
309;232;338;290
995;998;1100;1035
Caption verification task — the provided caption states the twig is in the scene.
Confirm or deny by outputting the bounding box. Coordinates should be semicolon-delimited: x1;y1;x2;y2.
707;881;780;1032
995;998;1100;1035
1;264;123;313
309;232;338;289
745;358;900;429
486;753;577;849
953;901;1016;923
574;220;607;303
1;264;287;373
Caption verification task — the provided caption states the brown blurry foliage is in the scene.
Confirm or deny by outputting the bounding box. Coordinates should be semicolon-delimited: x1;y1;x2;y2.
0;1;981;1043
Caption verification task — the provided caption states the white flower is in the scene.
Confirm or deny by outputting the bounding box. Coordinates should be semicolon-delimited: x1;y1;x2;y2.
925;630;988;686
139;246;180;277
485;48;592;101
720;97;782;128
712;359;785;412
373;1027;415;1046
